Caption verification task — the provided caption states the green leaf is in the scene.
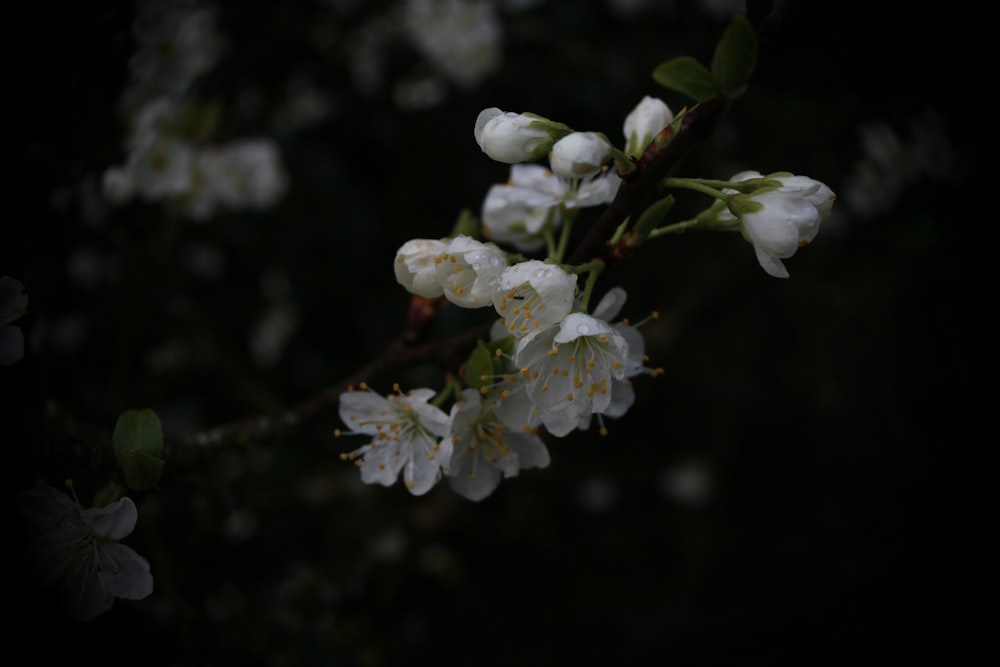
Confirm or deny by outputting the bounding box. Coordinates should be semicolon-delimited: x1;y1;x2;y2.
113;408;164;458
118;449;165;492
464;341;495;392
652;57;721;102
113;408;165;491
711;14;757;98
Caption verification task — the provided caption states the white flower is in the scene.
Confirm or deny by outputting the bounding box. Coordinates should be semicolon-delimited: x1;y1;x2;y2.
17;483;154;621
725;171;836;278
589;287;664;425
513;312;630;437
623;95;674;158
444;388;550;501
549;131;611;179
0;276;28;365
741;191;821;279
771;173;836;219
127;137;196;202
434;235;508;308
394;238;448;298
404;0;502;90
337;385;453;495
481;163;619;252
202;139;290;211
474;107;554;163
493;260;577;338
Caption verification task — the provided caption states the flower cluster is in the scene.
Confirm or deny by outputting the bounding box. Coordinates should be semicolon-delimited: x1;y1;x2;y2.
338;85;835;500
101;0;289;220
342;232;662;499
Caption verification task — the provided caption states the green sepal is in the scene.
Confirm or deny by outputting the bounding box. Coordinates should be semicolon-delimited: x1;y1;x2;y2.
652;57;721;102
633;194;676;243
711;14;757;99
113;408;165;491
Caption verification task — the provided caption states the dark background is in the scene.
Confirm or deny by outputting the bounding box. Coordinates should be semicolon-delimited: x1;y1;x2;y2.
4;1;986;664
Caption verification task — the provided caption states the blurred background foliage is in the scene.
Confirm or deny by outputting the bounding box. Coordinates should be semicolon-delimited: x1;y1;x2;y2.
4;0;984;664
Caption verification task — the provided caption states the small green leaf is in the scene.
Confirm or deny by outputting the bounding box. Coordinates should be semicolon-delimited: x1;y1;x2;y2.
464;341;495;392
118;449;165;492
711;14;757;98
113;408;164;458
652;57;721;102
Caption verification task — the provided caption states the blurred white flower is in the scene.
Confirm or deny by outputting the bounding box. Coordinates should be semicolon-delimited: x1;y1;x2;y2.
405;0;502;90
17;483;154;621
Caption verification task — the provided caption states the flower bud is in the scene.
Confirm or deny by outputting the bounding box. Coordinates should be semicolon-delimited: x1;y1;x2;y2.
549;131;611;179
474;107;557;164
623;96;674;158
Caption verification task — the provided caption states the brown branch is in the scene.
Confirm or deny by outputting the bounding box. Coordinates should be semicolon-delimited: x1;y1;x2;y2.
176;305;492;449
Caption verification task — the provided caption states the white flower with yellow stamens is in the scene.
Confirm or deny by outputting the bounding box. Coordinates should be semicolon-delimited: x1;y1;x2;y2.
433;235;508;308
492;260;577;338
444;388;550;501
394;238;448;298
512;312;630;437
336;384;452;495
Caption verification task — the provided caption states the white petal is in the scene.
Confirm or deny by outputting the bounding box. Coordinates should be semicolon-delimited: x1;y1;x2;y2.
99;543;154;600
82;496;138;540
753;245;790;278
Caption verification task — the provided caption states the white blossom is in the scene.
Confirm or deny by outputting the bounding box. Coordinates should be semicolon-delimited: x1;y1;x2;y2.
549;131;611;179
481;163;619;252
444;388;550;501
725;171;836;278
17;483;154;621
434;235;508;308
337;385;453;495
394;238;448;298
512;312;630;437
404;0;502;90
474;108;554;164
493;260;577;338
623;95;674;158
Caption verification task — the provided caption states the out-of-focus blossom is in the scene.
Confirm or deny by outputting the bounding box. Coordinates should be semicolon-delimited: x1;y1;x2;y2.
405;0;502;90
17;483;154;621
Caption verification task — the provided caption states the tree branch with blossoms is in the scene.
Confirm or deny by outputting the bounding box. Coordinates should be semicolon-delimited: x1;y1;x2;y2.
13;7;840;624
173;13;835;502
